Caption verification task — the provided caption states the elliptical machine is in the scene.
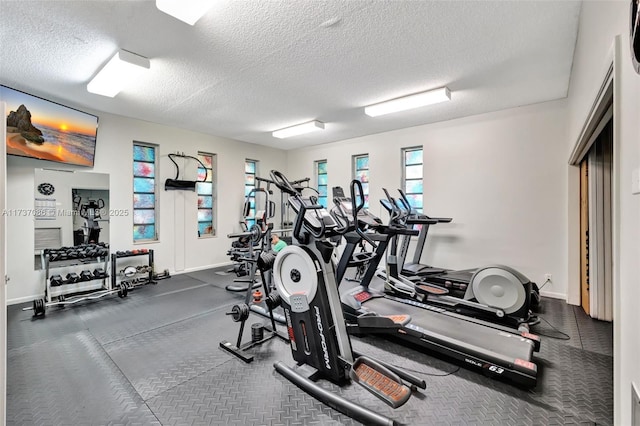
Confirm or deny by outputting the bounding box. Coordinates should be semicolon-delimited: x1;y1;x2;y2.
270;170;425;426
378;188;538;331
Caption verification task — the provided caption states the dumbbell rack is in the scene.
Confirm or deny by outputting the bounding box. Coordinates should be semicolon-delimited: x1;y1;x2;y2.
28;244;126;317
111;249;156;292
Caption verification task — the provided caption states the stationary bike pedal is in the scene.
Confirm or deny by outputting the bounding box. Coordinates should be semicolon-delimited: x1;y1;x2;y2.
415;283;449;296
349;356;411;408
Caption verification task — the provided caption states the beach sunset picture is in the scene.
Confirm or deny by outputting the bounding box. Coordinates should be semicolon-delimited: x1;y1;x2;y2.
1;86;98;167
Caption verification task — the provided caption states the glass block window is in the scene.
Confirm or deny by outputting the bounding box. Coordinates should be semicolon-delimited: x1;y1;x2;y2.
197;152;216;238
245;159;258;228
402;146;423;213
352;154;369;208
133;142;158;241
315;160;328;208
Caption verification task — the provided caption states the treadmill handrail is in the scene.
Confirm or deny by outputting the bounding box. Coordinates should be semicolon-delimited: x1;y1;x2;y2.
397;189;453;223
406;217;438;225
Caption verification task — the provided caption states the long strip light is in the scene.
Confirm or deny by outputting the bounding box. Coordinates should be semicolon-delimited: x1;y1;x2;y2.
87;50;150;98
156;0;214;25
272;120;325;139
364;87;451;117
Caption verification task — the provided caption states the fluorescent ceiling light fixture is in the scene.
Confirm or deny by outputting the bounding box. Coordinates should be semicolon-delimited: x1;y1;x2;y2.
87;50;150;98
156;0;214;25
364;87;451;117
272;121;325;139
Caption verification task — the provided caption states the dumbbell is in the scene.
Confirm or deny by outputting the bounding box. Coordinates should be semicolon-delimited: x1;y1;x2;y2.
50;275;64;287
80;270;93;281
93;268;106;279
65;272;80;283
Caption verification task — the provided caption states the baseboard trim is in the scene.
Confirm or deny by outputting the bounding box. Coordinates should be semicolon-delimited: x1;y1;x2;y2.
7;295;39;306
540;290;566;301
7;262;236;306
171;262;233;275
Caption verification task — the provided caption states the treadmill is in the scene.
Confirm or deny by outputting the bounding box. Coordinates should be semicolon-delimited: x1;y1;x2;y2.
334;181;541;388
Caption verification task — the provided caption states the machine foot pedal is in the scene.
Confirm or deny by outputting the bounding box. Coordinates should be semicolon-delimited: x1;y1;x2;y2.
383;314;411;326
349;356;411;408
352;290;374;303
415;283;449;296
357;314;411;329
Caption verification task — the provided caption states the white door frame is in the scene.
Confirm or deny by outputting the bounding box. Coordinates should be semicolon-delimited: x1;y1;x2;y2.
568;39;618;321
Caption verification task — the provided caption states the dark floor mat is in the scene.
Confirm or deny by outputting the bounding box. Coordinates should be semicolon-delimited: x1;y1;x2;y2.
7;303;87;351
103;305;237;400
572;306;613;356
6;271;614;426
7;330;146;425
78;282;238;345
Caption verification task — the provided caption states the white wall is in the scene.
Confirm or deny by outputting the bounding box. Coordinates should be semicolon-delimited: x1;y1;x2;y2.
1;101;7;426
287;99;569;298
565;2;640;424
5;112;287;304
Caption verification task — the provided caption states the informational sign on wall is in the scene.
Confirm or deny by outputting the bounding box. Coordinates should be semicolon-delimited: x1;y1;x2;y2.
34;198;57;220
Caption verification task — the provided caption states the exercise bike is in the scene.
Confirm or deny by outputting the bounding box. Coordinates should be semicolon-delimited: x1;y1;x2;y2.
269;170;425;426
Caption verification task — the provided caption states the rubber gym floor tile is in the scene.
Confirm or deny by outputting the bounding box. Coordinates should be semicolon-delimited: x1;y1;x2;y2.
103;305;237;401
7;330;145;426
104;402;162;426
530;338;613;425
188;266;262;293
571;305;613;356
185;268;225;285
77;282;238;345
5;270;614;426
136;273;209;295
532;298;583;351
6;302;87;351
146;344;361;426
351;336;570;426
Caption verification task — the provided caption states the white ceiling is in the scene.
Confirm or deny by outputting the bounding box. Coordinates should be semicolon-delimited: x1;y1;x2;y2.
0;0;582;150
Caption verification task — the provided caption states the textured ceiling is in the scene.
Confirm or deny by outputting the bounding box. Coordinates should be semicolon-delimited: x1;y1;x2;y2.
0;0;582;150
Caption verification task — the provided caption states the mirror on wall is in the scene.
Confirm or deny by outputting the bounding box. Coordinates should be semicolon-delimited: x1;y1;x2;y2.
34;169;110;269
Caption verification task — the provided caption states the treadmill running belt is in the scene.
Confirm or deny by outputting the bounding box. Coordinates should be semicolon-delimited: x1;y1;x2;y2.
362;297;534;363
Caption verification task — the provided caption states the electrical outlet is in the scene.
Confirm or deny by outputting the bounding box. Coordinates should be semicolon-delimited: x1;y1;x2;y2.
545;274;552;281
